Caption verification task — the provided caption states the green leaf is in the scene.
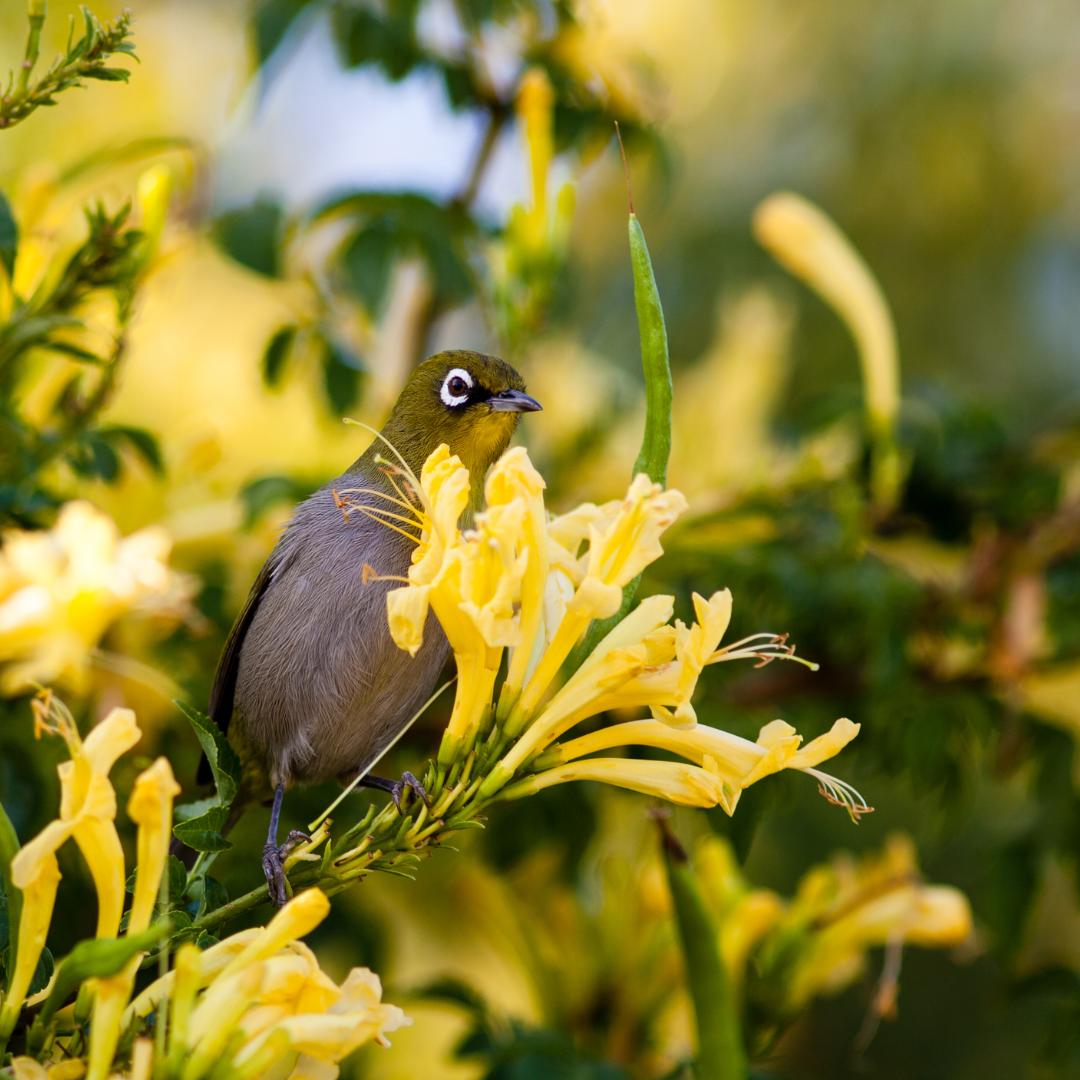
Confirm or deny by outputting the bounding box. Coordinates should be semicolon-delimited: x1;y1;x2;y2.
0;800;22;987
0;190;17;279
174;797;220;824
69;433;120;483
195;931;220;950
342;223;396;313
628;213;672;487
175;702;241;808
212;198;283;278
322;339;364;416
26;946;53;996
253;0;318;63
239;474;317;530
29;922;169;1041
172;804;232;853
411;976;491;1020
202;876;228;915
99;425;165;475
167;854;188;906
570;210;672;669
262;325;297;387
660;827;746;1080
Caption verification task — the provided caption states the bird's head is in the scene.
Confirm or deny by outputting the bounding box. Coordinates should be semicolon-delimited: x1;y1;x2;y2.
370;350;541;504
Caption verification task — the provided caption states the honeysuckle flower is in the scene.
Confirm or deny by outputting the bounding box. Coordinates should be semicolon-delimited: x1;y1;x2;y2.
382;443;862;816
753;192;900;512
0;500;196;695
776;834;972;1010
1;703;140;1041
86;757;180;1080
692;833;971;1025
128;890;407;1080
529;717;862;816
488;448;549;718
504;474;689;734
502;756;729;807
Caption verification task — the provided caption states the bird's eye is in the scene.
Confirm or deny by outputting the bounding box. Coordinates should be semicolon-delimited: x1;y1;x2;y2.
440;367;474;407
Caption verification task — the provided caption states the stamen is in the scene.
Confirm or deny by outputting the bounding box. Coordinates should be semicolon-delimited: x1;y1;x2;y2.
804;767;873;822
343;418;434;524
708;632;820;671
335;485;424;520
354;506;422;544
361;564;410;585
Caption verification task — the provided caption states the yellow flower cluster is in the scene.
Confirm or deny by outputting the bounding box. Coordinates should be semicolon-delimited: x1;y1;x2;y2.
0;701;407;1080
122;890;408;1080
384;444;865;816
0;501;196;695
696;833;972;1016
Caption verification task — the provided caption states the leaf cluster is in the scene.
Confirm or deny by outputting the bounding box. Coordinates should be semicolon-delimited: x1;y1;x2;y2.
0;7;137;131
0;198;162;526
210;0;657;418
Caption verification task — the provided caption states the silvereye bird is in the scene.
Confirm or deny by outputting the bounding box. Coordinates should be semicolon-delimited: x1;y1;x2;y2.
205;350;540;903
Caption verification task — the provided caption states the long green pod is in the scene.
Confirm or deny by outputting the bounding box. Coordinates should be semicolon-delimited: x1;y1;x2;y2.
660;823;746;1080
628;212;673;486
571;211;672;669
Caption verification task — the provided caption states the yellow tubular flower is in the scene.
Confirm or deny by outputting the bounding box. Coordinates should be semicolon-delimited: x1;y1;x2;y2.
489;448;549;719
782;834;972;1009
0;856;60;1040
531;717;860;815
482;595;675;794
136;164;173;256
217;889;331;982
753;192;900;511
517;67;555;250
507;475;688;734
0;502;195;695
125;931;265;1026
10;706;140;937
434;504;528;765
502;757;730;808
127;758;182;934
231;967;409;1080
651;590;733;728
86;758;181;1080
183;963;267;1080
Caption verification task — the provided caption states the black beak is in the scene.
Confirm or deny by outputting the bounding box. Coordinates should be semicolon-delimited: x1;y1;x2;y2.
488;388;543;413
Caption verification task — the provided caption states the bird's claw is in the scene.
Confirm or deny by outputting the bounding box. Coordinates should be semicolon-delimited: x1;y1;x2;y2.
391;771;428;811
262;829;309;907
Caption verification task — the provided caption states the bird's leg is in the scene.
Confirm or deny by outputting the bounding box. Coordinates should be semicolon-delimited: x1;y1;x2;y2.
358;771;428;811
262;783;309;907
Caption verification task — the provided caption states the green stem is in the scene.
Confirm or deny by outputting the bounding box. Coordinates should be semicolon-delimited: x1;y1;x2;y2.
15;7;46;100
658;819;746;1080
571;210;672;670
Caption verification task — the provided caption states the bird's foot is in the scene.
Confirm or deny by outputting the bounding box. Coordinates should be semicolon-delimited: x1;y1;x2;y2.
262;829;309;907
391;771;428;811
360;771;429;811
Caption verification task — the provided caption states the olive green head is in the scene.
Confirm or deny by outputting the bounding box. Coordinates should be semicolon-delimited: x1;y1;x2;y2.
361;350;541;501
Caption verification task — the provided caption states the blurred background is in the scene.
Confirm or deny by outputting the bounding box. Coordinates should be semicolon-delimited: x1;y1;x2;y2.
5;0;1080;1076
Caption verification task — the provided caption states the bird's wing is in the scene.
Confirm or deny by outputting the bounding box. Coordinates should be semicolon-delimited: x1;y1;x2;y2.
197;557;277;785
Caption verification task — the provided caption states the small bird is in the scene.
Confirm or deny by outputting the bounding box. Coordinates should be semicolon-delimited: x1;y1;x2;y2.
204;350;541;904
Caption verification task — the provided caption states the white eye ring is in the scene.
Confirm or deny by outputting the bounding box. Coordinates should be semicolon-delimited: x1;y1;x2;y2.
440;367;474;407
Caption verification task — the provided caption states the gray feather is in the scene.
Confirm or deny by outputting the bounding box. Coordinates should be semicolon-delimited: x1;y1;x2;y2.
228;467;449;795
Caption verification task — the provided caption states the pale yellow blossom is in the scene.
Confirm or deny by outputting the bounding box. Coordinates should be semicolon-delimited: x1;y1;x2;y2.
0;501;196;694
86;758;180;1080
528;716;861;815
